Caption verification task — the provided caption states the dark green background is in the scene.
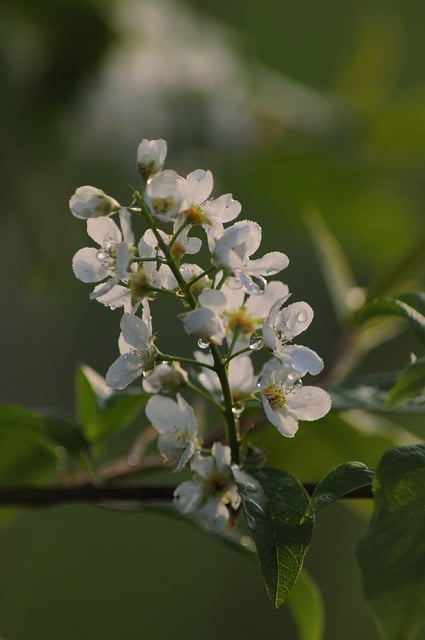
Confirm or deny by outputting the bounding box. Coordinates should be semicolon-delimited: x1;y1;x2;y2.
1;0;424;637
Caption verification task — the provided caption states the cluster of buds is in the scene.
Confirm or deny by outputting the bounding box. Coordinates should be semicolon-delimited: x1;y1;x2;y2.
70;139;331;532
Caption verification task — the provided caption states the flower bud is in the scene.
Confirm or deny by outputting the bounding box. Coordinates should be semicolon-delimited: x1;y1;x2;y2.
69;186;120;219
137;138;167;179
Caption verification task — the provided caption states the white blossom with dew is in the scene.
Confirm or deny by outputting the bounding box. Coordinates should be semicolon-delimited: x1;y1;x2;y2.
260;358;331;437
174;442;241;532
105;302;157;390
212;220;289;295
145;393;199;471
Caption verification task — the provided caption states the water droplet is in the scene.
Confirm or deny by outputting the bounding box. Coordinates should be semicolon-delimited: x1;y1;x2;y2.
103;238;115;251
243;275;267;296
297;310;308;323
197;337;210;349
232;402;244;417
96;250;107;262
249;335;263;350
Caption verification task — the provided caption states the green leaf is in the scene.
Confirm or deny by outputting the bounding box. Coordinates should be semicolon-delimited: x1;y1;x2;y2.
304;208;359;322
308;462;374;516
234;467;314;608
75;365;102;440
358;292;425;346
248;411;403;481
287;570;324;640
357;444;425;640
0;404;87;455
99;394;147;441
75;365;147;442
329;372;425;414
387;357;425;408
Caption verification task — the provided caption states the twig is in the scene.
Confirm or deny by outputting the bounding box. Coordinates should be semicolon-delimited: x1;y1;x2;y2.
0;482;373;508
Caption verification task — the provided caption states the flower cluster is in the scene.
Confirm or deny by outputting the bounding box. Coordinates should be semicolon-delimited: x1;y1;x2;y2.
70;138;331;532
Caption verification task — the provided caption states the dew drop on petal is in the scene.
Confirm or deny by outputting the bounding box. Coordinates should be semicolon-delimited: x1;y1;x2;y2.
197;337;210;350
249;335;263;350
297;310;308;323
246;275;266;296
97;250;107;261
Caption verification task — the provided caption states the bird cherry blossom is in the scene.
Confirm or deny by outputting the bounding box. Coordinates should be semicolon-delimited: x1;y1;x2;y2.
260;359;331;437
105;302;157;390
212;220;289;295
69;185;120;220
173;442;241;531
137;138;167;179
145;393;199;472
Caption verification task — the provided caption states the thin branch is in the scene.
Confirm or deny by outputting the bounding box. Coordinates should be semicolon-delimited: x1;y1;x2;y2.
0;482;373;508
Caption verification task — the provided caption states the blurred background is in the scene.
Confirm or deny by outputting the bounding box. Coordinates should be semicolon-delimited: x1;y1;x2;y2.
0;0;424;637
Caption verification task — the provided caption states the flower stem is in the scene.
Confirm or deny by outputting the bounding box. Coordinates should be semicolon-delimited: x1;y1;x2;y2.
210;344;240;464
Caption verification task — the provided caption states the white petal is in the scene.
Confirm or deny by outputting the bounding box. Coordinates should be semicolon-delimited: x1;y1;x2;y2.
87;216;122;246
198;497;229;531
261;396;299;437
284;345;324;376
278;302;314;339
246;281;290;318
248;251;289;276
118;208;135;246
72;247;108;283
145;395;178;434
120;313;150;351
212;442;231;471
191;453;215;478
285;386;332;421
91;282;131;309
203;193;241;224
176;393;198;436
105;352;144;389
184;169;213;205
174;480;203;514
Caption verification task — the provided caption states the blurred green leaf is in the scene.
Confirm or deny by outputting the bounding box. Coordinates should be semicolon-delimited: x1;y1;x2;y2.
0;404;87;455
304;207;359;323
287;569;324;640
247;410;404;481
307;462;374;517
76;365;147;442
0;405;62;529
330;373;425;414
357;444;425;640
357;292;425;346
387;357;425;408
75;366;102;440
234;467;313;608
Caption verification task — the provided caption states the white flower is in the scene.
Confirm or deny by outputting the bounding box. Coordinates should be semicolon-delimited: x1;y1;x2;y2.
105;302;157;390
195;352;257;401
173;442;241;531
145;393;198;471
212;220;289;295
179;263;212;297
263;298;313;347
179;169;241;232
143;362;188;394
143;221;202;261
182;288;228;345
128;232;178;299
137;138;167;179
72;210;134;305
260;359;331;437
69;186;120;220
145;169;185;222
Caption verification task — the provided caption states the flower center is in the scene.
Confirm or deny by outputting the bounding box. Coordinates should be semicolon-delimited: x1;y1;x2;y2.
183;204;207;225
263;384;287;408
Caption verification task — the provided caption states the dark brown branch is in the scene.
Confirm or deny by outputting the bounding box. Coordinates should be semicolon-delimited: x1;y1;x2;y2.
0;482;373;508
